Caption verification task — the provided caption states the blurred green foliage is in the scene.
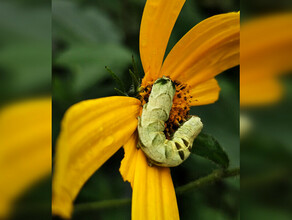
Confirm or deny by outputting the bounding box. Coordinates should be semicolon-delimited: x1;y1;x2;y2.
240;0;292;219
241;76;292;220
0;0;51;103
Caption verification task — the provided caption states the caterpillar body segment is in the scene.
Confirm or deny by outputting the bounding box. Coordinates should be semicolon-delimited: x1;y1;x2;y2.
138;76;203;167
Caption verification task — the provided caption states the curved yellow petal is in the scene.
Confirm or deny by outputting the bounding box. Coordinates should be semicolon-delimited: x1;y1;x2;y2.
189;78;221;106
119;133;139;187
52;96;141;218
132;150;179;220
160;12;240;87
0;98;51;218
140;0;186;82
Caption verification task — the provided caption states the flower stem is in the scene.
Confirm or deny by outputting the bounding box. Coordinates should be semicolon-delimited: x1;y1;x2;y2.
175;167;240;195
74;198;131;213
73;168;240;214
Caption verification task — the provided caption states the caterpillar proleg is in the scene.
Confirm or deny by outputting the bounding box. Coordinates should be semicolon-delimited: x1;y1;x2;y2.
138;76;203;167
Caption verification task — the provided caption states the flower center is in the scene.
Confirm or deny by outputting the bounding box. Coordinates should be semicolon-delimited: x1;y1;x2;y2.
139;77;192;139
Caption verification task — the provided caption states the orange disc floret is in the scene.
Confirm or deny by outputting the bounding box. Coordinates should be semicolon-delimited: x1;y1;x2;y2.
139;77;192;139
165;80;192;138
139;79;154;106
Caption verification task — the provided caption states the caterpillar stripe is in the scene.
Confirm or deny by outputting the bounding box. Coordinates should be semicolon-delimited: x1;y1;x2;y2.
138;76;203;167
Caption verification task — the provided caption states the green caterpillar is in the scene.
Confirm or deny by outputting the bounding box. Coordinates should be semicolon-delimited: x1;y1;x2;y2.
138;76;203;167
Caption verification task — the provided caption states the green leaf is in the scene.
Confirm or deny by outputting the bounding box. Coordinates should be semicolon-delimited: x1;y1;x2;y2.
55;43;132;93
191;133;229;168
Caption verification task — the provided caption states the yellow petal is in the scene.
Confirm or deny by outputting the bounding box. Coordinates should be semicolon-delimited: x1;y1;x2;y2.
240;78;283;107
160;12;240;87
119;133;139;187
240;13;292;106
241;13;292;76
0;98;51;217
189;78;221;106
52;96;141;218
140;0;186;82
132;150;180;220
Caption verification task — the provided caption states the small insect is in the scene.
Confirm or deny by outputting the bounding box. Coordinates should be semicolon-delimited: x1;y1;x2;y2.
137;76;203;167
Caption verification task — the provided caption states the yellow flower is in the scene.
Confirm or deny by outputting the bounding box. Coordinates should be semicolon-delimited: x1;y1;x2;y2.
52;0;239;219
